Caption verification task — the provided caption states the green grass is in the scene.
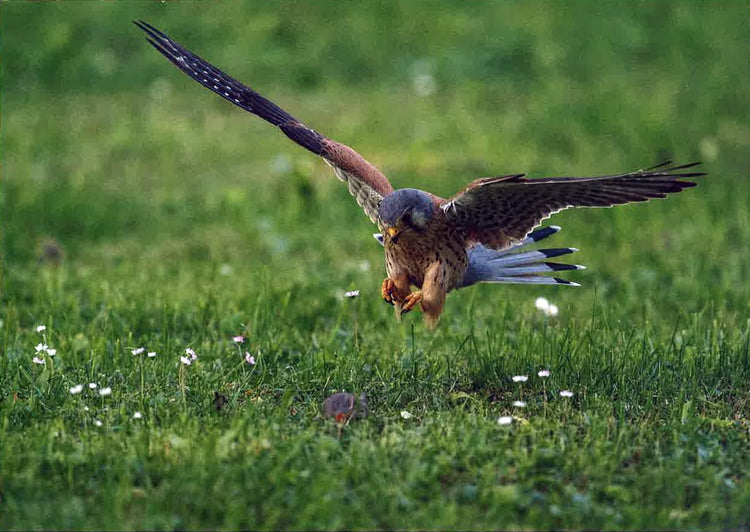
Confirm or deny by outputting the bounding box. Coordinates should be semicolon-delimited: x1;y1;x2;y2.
1;2;749;530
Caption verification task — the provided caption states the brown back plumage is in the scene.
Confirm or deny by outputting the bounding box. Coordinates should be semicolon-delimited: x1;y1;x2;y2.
441;162;704;249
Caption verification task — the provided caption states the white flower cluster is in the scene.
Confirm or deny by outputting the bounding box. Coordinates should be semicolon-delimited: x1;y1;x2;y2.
498;369;575;426
534;297;559;317
31;325;57;364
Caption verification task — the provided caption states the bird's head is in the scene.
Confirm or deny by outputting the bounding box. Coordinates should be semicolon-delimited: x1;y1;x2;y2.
378;188;434;243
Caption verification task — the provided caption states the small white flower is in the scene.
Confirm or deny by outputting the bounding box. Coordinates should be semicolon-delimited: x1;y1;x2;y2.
35;343;48;353
512;375;528;383
46;348;57;357
400;410;414;420
219;263;233;276
344;290;360;299
94;419;103;427
498;416;513;425
98;387;112;397
147;352;156;358
232;335;245;344
36;325;47;333
536;297;559;316
513;400;526;408
69;384;84;395
538;369;551;378
131;347;145;356
88;383;97;389
534;297;549;311
559;390;574;398
244;352;256;365
132;412;143;420
180;356;192;366
185;347;197;360
83;406;90;412
32;356;46;365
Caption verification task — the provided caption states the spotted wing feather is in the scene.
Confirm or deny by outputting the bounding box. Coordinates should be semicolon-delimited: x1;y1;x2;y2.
135;21;394;223
442;162;704;249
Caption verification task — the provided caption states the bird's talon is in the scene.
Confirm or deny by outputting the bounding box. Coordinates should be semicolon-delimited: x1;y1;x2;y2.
400;291;422;315
381;278;397;305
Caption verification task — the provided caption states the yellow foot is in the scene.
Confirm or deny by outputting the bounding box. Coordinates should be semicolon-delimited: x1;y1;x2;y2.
400;291;423;315
381;278;397;305
382;278;409;305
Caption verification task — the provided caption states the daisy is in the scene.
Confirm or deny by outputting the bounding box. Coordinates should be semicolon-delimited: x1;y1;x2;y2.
132;412;143;420
94;420;103;427
513;400;526;408
400;411;414;420
244;352;256;365
99;387;112;397
35;343;48;353
131;347;145;356
69;384;84;395
538;369;551;378
180;356;192;366
232;335;245;344
36;325;47;333
497;416;513;425
344;290;360;299
147;352;157;358
512;375;528;383
559;390;574;398
32;356;46;365
88;383;97;389
46;348;56;357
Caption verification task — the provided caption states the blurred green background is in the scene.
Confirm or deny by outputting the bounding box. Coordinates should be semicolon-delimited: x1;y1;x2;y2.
1;2;749;529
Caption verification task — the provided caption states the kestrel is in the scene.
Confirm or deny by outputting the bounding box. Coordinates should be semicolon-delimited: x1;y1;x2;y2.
136;22;704;328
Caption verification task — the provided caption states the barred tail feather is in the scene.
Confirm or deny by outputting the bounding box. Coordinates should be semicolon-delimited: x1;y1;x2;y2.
469;247;578;269
493;262;584;276
474;275;581;286
515;225;562;247
459;226;583;288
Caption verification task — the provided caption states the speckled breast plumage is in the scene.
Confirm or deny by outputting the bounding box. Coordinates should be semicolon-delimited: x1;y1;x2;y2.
384;212;468;292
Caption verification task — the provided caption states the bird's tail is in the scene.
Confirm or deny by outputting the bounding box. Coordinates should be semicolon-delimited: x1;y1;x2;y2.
458;225;584;287
373;225;584;288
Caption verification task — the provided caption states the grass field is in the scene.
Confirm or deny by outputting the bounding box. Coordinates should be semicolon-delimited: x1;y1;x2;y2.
2;2;749;530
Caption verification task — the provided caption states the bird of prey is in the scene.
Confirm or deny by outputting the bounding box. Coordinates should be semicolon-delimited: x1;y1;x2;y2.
135;21;704;328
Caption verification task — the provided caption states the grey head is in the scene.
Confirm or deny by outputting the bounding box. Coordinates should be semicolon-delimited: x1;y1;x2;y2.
378;188;435;231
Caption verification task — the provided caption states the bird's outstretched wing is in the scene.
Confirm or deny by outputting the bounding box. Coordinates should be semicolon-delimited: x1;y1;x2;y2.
441;161;705;250
134;21;394;223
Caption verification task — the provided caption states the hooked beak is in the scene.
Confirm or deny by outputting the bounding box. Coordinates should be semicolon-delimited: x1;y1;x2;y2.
386;226;399;242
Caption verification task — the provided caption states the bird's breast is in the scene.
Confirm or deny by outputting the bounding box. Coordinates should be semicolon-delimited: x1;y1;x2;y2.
384;220;468;291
